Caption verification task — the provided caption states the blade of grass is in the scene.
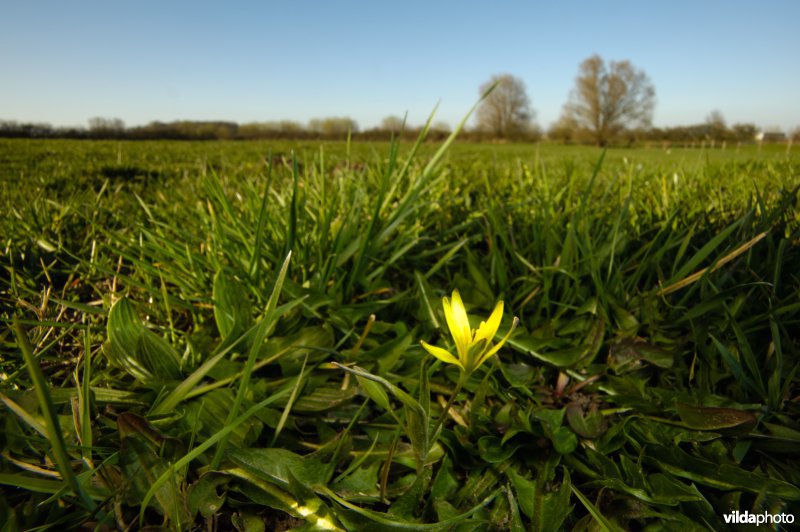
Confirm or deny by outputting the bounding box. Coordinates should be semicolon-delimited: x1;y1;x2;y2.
13;318;95;510
0;473;108;499
570;482;623;532
249;151;274;280
320;485;502;529
271;354;309;446
658;230;768;295
210;251;291;468
0;392;48;437
140;386;291;524
150;350;228;416
78;327;93;462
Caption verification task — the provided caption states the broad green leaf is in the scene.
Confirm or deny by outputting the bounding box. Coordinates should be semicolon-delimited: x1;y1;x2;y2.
276;325;335;375
356;375;391;411
151;349;227;415
334;364;429;468
578;318;605;365
117;412;184;454
456;468;505;508
140;388;290;523
185;389;263;447
213;270;253;339
498;361;535;387
539;468;572;531
551;427;578;455
321;485;502;530
510;332;584;367
232;512;266;532
533;407;565;432
228;447;330;488
107;298;182;382
647;473;706;503
647;444;800;500
506;485;525;532
389;466;431;519
508;466;572;531
763;421;800;441
226;466;343;531
506;469;535;519
566;402;608;438
430;455;459;500
611;304;639;334
188;474;228;518
675;403;757;432
478;436;522;463
433;499;460;521
609;338;674;371
292;386;358;413
333;461;381;500
119;433;189;525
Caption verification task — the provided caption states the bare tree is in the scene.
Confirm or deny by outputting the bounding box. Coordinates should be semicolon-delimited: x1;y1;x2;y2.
705;110;728;141
561;55;655;146
476;74;534;139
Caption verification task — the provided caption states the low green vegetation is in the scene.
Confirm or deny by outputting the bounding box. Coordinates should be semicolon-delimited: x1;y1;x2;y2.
1;132;799;530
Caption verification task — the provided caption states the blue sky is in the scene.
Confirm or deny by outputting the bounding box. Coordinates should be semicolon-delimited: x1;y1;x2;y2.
2;1;798;131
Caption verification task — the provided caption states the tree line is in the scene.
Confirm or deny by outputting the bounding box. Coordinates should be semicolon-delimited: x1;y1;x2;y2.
476;55;795;146
0;116;457;142
1;54;796;145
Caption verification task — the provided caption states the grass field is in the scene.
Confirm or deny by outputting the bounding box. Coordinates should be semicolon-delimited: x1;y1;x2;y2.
1;134;800;530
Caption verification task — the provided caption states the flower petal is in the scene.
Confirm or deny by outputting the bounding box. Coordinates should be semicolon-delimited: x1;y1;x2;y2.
450;290;472;348
474;300;504;345
443;291;470;360
420;340;464;369
474;316;519;370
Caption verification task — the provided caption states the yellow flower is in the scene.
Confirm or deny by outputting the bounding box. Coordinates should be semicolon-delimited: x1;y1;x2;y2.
421;289;518;375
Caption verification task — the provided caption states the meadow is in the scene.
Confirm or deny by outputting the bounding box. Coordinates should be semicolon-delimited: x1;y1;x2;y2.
1;133;799;530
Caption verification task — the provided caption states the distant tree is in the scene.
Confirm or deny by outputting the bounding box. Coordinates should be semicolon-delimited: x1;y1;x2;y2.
731;123;758;143
705;110;729;141
307;119;323;135
706;110;726;128
476;74;534;139
561;55;655;146
277;120;305;136
308;117;358;137
0;120;56;138
428;121;452;140
381;115;405;134
431;121;451;134
239;120;307;139
548;115;579;143
88;117;125;137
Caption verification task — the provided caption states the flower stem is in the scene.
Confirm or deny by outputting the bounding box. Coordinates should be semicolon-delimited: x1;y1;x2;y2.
431;373;467;441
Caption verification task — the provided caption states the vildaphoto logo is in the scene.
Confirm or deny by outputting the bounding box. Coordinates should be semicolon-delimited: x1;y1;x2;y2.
723;510;795;525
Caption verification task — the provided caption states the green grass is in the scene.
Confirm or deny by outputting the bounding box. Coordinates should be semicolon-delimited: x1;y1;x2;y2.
1;135;799;530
